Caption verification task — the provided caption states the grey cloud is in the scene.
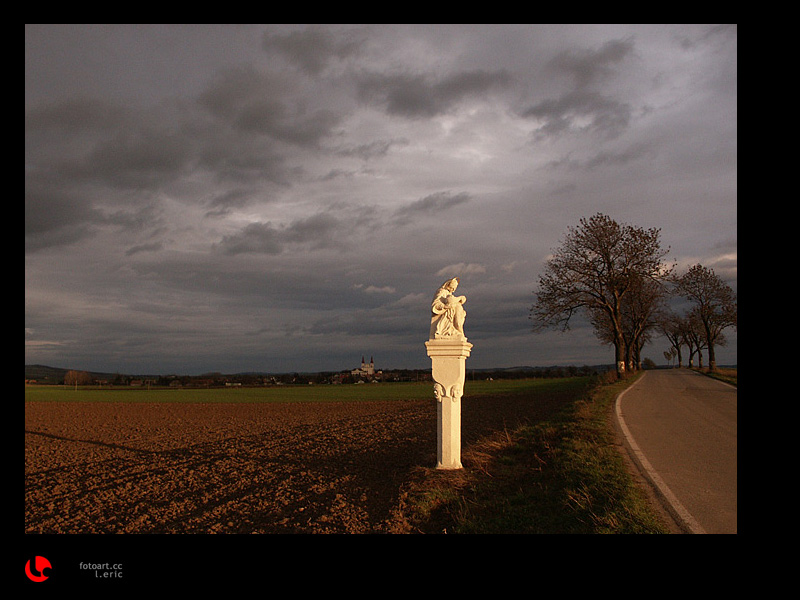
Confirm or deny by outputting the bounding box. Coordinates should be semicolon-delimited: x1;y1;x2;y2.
83;126;192;189
125;242;164;256
25;159;167;253
25;178;102;252
675;24;736;51
319;168;357;182
520;37;636;141
218;212;353;256
262;26;365;75
393;191;471;222
217;222;284;255
198;64;341;146
581;144;651;170
26;101;199;217
304;293;427;339
334;138;409;161
100;202;163;233
197;64;285;117
356;69;512;118
282;213;341;245
547;37;635;88
522;91;631;139
269;109;341;147
546;143;653;172
197;133;296;186
204;188;264;217
435;263;486;277
25;97;129;133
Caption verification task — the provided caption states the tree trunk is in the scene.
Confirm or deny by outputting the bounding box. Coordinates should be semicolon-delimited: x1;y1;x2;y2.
704;323;717;372
614;331;626;378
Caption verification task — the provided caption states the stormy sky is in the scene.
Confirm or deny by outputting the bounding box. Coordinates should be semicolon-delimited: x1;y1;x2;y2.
25;24;737;375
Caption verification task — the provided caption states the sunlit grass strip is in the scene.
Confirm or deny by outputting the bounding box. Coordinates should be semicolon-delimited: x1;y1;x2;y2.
699;367;737;387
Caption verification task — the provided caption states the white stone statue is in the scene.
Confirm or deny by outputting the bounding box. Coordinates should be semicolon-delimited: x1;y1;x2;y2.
425;277;472;470
429;277;467;340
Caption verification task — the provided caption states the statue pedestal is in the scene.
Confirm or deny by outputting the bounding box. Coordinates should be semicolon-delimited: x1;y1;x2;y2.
425;338;473;470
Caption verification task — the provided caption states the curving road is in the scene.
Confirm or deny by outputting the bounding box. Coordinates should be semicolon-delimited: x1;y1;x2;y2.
615;369;737;534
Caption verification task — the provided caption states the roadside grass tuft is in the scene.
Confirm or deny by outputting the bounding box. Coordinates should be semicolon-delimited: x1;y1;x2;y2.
697;367;737;387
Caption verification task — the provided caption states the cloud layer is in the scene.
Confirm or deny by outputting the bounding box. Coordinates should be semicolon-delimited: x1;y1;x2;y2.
25;25;737;374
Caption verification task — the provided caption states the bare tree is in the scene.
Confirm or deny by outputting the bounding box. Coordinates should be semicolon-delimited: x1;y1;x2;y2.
674;264;737;372
659;311;685;367
683;311;709;368
64;370;92;388
531;213;672;378
591;273;668;372
620;273;669;371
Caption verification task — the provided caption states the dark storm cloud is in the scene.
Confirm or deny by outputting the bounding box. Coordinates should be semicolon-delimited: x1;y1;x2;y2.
125;242;164;256
217;222;284;255
520;37;636;140
219;188;474;256
393;191;472;223
547;37;636;88
25;97;130;133
24;178;100;252
82;124;193;189
521;91;632;140
26;98;192;197
195;131;297;186
217;212;355;255
204;188;267;217
261;26;365;75
334;138;409;161
356;69;512;118
545;142;654;173
198;64;342;147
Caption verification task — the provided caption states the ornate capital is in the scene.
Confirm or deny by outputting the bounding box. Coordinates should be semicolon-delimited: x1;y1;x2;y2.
433;382;462;403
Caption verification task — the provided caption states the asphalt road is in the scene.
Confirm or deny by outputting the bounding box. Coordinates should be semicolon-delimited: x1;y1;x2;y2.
615;369;737;534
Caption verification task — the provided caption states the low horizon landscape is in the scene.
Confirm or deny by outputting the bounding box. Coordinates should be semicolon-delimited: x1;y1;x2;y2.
25;357;736;384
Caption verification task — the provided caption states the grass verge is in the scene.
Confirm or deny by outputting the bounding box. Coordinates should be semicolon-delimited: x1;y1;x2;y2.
391;373;671;534
697;367;737;387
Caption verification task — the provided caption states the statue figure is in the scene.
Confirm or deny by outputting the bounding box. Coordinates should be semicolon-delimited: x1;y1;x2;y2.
425;277;472;470
429;277;467;340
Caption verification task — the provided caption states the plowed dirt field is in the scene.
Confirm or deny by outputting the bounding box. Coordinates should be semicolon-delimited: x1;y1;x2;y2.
25;390;568;534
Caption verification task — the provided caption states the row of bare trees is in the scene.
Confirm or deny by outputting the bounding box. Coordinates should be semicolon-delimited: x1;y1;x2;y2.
530;213;737;378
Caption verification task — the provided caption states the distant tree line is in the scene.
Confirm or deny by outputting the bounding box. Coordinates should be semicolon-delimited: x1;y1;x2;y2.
470;365;609;380
658;264;737;370
530;213;737;378
44;365;601;388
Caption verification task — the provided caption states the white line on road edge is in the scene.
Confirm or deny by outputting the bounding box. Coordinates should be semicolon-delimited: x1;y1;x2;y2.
614;372;707;534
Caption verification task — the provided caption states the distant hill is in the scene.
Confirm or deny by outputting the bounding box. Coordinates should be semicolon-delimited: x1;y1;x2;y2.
25;364;121;383
25;364;67;382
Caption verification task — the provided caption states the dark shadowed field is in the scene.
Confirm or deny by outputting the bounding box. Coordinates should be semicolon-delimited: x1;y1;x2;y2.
25;386;575;534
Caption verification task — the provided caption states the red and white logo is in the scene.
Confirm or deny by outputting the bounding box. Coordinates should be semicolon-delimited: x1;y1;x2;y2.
25;556;51;582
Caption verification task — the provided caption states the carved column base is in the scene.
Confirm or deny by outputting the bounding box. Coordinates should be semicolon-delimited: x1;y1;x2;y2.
426;338;472;470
